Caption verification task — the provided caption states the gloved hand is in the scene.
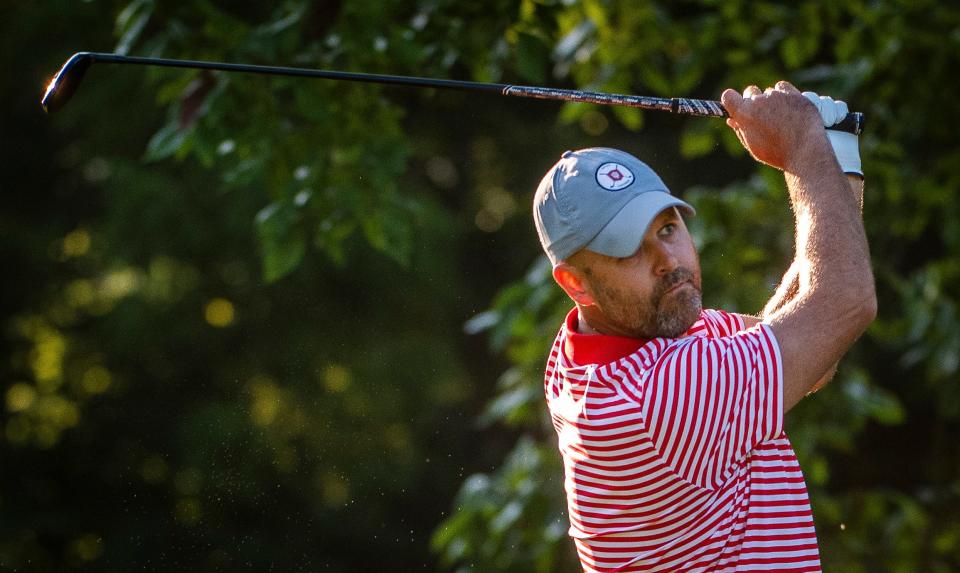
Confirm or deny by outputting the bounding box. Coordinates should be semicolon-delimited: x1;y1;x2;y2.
802;91;862;177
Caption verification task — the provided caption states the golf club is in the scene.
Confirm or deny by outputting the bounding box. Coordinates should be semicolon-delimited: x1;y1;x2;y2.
42;52;865;134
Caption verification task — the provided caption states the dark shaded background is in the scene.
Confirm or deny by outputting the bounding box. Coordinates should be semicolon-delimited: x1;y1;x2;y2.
3;1;958;571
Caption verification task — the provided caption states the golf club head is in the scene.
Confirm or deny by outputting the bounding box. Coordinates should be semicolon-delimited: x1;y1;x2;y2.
42;52;94;114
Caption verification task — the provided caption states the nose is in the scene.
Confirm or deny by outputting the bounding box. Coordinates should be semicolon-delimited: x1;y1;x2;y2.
653;242;680;276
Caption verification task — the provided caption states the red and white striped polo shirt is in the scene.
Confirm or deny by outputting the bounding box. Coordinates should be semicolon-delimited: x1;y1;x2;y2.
545;308;820;572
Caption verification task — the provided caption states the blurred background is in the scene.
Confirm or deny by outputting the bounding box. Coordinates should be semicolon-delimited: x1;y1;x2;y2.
2;1;958;571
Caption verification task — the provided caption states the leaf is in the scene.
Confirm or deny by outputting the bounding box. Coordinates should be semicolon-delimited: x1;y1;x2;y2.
144;122;191;162
781;35;807;68
611;105;644;130
490;501;523;533
360;202;413;267
114;0;153;55
680;127;717;159
513;32;549;84
478;383;538;427
557;101;590;124
314;218;356;267
463;311;500;335
553;20;595;62
255;202;306;282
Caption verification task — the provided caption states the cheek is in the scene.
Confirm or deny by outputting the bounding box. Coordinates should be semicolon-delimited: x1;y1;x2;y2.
614;268;659;302
594;268;652;304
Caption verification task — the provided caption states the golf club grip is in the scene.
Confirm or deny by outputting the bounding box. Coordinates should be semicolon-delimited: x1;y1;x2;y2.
504;87;864;135
674;97;864;135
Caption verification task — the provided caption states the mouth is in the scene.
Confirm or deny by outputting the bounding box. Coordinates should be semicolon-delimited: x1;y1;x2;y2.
665;280;690;295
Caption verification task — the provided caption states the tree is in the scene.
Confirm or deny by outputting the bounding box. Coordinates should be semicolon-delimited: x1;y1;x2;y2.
3;1;958;572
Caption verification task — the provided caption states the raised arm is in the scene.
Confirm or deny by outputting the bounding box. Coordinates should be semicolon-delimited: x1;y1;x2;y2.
762;173;865;318
722;82;876;413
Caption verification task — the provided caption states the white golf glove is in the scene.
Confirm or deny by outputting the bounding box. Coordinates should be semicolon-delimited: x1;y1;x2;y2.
802;91;862;177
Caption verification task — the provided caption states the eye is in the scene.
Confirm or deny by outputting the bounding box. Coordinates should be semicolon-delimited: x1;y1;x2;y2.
658;223;676;237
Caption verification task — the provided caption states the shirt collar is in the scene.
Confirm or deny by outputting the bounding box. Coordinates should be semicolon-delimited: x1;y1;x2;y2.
562;307;649;365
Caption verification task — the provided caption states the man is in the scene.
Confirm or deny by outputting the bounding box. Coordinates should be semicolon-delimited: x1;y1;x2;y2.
532;81;875;572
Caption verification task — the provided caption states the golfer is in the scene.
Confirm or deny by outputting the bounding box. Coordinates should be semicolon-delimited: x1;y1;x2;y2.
533;81;874;572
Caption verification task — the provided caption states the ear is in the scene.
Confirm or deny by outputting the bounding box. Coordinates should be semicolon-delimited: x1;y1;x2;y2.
553;262;596;306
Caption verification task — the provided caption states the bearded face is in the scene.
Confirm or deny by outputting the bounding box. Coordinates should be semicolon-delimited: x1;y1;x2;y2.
562;208;704;339
589;265;703;338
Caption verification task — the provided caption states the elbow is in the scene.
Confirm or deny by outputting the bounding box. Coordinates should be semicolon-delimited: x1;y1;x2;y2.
860;293;878;333
840;283;877;333
862;292;878;325
857;271;878;327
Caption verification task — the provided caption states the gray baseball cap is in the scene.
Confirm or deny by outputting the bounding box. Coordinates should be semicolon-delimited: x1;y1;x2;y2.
533;147;694;264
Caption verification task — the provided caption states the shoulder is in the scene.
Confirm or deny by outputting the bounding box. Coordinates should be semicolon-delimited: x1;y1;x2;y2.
648;310;773;366
691;309;752;338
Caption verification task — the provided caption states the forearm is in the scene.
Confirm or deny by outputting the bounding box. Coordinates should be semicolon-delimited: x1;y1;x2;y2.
763;174;864;320
789;167;870;294
775;142;875;379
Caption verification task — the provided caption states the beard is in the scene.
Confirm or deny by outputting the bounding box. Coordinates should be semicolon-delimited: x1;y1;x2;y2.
593;267;703;339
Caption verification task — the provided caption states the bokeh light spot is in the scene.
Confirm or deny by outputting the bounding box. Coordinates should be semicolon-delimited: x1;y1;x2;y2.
81;366;112;395
580;109;609;136
102;268;140;300
318;472;350;507
6;383;36;412
66;279;95;308
385;423;412;454
204;298;235;327
31;327;67;387
425;156;459;189
475;186;516;233
37;395;80;429
35;424;60;448
323;364;351;393
70;534;104;561
248;376;281;426
62;229;91;258
475;209;504;233
82;158;112;183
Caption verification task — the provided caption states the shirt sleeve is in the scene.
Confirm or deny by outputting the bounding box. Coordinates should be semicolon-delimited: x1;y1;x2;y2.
641;322;784;490
700;308;746;338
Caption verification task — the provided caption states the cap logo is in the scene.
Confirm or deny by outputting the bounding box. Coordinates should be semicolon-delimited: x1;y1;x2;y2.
596;162;634;191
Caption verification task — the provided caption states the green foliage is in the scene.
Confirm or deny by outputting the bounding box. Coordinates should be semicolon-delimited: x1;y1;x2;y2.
254;200;307;282
433;1;960;572
3;0;959;571
432;437;577;573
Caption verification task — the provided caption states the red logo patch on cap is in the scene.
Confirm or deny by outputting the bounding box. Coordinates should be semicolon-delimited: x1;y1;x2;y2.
596;162;635;191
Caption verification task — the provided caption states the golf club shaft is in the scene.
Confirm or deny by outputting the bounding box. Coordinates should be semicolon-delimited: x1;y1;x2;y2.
88;53;717;114
44;52;865;134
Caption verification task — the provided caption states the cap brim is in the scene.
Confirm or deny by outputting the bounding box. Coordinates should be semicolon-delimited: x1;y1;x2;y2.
584;192;695;258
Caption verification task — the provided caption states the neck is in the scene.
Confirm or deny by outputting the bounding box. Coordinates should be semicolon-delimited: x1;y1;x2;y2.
576;304;615;336
577;315;600;335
